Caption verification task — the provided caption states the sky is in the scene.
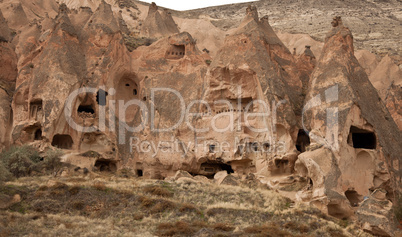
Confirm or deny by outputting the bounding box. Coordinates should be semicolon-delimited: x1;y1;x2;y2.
139;0;258;11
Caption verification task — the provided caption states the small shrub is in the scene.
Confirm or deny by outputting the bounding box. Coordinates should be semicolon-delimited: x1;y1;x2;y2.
283;221;309;233
156;221;200;236
139;196;154;207
49;182;69;196
179;203;198;213
212;223;234;231
243;223;292;235
0;161;12;182
71;201;85;210
133;213;144;220
150;200;176;214
143;185;173;197
1;145;41;177
43;149;63;171
93;182;106;191
205;59;212;65
69;185;81;195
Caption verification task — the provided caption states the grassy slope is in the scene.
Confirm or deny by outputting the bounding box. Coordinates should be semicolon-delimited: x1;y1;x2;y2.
0;173;372;237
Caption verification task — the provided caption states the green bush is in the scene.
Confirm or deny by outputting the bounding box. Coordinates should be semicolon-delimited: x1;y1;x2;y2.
0;161;12;182
0;145;41;178
43;149;63;171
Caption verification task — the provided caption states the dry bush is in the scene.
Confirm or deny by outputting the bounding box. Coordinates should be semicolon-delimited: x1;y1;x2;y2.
49;182;69;196
326;227;347;237
92;182;107;191
283;221;310;233
139;195;154;207
179;203;199;213
68;185;81;195
243;223;292;236
70;200;85;210
133;213;144;220
156;221;203;236
143;185;173;197
149;200;176;214
212;223;234;231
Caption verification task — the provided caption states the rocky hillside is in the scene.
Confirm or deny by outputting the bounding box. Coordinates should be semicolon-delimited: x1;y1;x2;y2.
0;0;401;236
168;0;402;58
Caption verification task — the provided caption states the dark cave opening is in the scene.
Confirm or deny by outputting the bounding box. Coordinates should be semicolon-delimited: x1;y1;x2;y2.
348;126;376;149
51;134;73;149
94;159;117;172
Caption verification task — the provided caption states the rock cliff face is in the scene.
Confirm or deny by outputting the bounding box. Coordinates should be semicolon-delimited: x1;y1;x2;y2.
0;0;400;235
0;9;16;151
297;16;401;236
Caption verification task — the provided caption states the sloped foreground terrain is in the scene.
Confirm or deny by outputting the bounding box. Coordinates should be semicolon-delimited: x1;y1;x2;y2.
0;171;373;237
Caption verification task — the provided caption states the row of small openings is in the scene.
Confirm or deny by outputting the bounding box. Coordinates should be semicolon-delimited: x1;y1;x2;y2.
210;142;270;154
208;107;253;115
167;52;185;56
125;83;138;96
237;143;258;153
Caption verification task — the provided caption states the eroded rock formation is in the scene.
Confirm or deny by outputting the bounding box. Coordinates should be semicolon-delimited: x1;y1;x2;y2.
140;2;179;38
297;16;401;235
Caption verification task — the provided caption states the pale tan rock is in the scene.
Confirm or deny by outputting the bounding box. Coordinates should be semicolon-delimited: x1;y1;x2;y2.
193;175;210;183
11;194;21;204
176;177;198;185
219;175;239;186
214;171;228;184
173;170;193;180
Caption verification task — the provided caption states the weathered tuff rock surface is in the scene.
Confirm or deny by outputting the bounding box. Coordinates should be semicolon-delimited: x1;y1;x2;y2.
297;16;401;236
0;0;401;235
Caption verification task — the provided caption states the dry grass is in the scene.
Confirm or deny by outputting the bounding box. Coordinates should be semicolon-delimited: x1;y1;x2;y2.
0;175;372;237
143;185;173;197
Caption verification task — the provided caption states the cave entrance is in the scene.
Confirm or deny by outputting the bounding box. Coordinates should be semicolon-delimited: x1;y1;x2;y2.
94;159;117;172
137;169;143;177
51;134;73;149
77;103;95;119
78;105;95;114
296;129;310;152
34;129;42;140
327;204;348;219
345;190;361;207
199;162;234;178
348;126;376;149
